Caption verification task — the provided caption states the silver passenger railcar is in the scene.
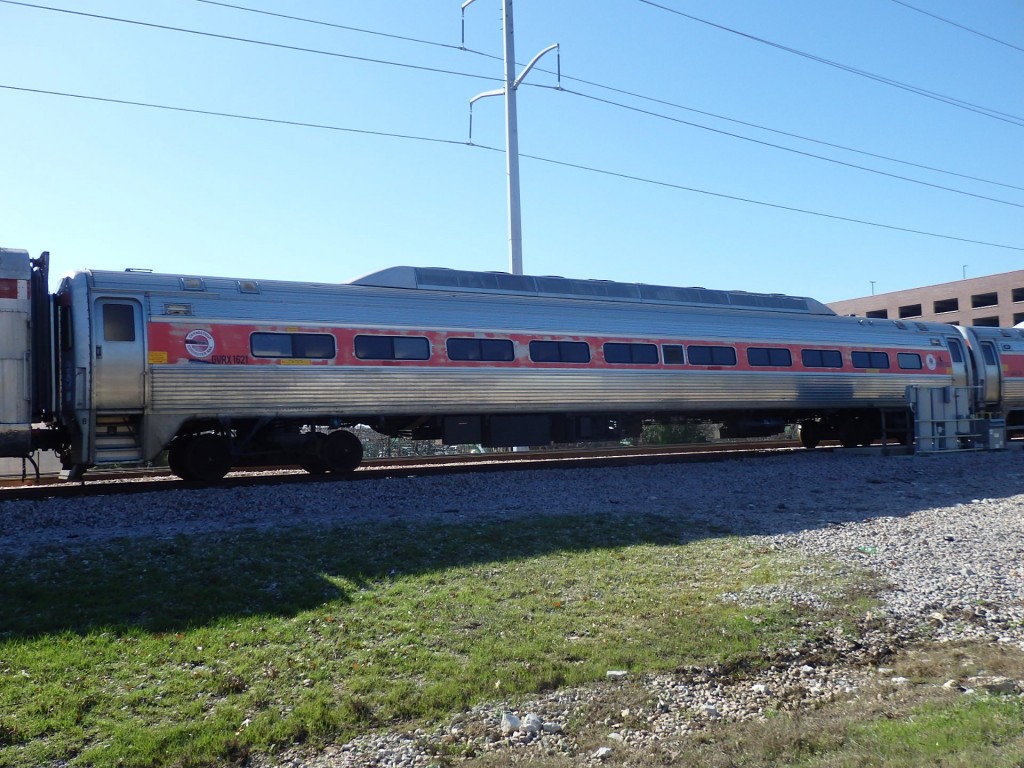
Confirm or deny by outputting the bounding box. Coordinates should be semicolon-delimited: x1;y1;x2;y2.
2;248;1023;481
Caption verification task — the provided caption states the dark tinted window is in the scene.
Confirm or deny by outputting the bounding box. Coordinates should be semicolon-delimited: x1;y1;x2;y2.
662;344;685;365
103;303;135;342
851;351;890;369
981;342;997;366
293;334;336;359
947;339;964;363
251;332;335;359
687;345;737;366
447;337;514;362
897;353;922;370
604;342;659;364
747;347;792;367
801;349;843;368
354;335;430;361
394;337;430;360
529;340;590;363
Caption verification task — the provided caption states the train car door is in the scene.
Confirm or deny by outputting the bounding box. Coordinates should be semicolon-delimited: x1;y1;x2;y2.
945;335;971;389
980;340;1002;407
92;298;145;410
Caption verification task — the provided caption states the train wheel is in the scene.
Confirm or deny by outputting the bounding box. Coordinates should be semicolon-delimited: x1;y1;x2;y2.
300;433;329;475
180;434;232;482
322;430;363;474
798;422;822;449
167;436;194;479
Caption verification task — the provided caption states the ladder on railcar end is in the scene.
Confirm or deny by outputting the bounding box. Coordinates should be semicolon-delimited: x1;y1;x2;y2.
905;385;1005;453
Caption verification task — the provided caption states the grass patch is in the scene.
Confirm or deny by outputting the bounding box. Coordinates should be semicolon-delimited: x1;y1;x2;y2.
1;509;855;768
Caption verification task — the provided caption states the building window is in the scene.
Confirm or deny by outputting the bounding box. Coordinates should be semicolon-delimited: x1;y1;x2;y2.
1014;312;1024;325
852;351;890;369
662;345;685;365
1013;288;1024;303
747;347;792;367
972;316;1000;327
866;309;888;319
801;349;843;368
897;353;922;370
529;340;591;363
354;335;430;361
687;345;737;366
898;304;922;319
252;332;336;359
933;298;958;314
603;342;659;364
447;337;514;362
972;292;998;308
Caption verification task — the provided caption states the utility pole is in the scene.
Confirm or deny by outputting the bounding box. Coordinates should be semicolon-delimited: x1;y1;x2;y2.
464;0;558;275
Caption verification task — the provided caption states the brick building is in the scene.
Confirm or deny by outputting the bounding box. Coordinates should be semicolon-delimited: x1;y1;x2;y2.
827;269;1024;328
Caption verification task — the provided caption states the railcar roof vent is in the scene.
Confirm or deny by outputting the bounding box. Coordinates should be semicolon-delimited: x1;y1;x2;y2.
180;277;206;292
349;266;836;316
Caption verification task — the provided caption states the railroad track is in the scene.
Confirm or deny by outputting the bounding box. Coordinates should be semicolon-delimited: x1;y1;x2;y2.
0;440;835;501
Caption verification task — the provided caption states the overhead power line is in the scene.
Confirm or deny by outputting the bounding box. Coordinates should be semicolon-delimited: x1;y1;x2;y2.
561;86;1024;210
0;0;501;84
8;0;1019;194
891;0;1024;54
192;0;473;54
635;0;1024;127
189;0;1023;193
2;83;1020;253
0;84;469;147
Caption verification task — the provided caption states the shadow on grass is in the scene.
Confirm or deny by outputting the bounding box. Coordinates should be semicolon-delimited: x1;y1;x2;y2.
0;509;694;638
3;447;1020;639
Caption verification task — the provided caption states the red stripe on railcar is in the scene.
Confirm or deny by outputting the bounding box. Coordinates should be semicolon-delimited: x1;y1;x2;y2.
0;278;23;299
145;320;951;375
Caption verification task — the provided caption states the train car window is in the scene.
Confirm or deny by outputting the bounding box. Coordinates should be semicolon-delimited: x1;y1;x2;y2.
560;341;591;363
447;338;481;361
981;342;997;366
897;353;922;370
529;340;559;362
252;333;293;358
354;335;431;361
393;337;430;360
747;347;792;367
687;345;737;366
447;337;514;362
103;303;136;342
354;335;391;360
947;340;963;363
662;345;685;365
529;340;591;363
251;332;336;359
801;349;843;368
292;334;336;359
59;304;74;350
604;342;658;364
851;351;890;369
481;339;514;361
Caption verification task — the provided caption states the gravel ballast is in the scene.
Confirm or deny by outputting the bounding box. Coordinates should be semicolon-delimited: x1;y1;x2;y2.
3;448;1023;765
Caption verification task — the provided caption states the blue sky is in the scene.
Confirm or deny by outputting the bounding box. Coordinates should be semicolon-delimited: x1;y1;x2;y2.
2;0;1021;303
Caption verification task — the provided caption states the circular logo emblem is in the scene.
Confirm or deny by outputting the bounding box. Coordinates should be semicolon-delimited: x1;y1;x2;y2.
926;353;937;371
185;329;215;358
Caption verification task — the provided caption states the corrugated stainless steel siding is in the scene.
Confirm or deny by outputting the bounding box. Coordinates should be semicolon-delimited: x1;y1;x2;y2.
150;366;940;417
